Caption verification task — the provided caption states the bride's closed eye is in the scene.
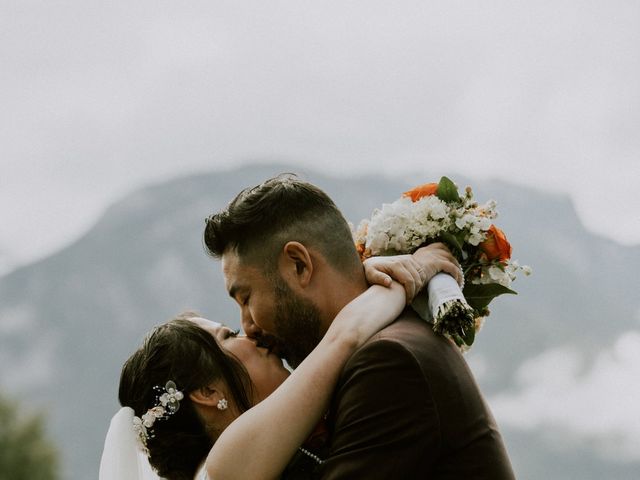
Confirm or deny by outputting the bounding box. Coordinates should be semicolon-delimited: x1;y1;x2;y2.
224;328;240;339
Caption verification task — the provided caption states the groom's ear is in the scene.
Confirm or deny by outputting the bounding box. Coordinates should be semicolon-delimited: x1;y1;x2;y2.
189;384;225;408
280;241;313;288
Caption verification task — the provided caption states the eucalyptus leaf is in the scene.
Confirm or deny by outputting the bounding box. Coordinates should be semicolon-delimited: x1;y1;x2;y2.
436;176;460;203
463;283;517;311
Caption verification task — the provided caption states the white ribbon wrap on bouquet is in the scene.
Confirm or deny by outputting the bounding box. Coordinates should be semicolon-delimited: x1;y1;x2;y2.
411;272;467;322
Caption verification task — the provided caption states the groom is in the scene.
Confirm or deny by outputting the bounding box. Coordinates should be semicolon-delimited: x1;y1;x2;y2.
204;174;515;479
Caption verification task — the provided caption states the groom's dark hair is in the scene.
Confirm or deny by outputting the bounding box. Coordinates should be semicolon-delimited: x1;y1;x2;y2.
204;173;361;276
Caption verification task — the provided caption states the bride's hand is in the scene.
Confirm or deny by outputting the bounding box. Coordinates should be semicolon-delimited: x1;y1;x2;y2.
363;243;463;302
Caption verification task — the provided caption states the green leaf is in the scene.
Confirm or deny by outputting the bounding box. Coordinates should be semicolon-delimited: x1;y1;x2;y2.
439;232;463;257
462;324;476;346
436;176;460;203
463;283;517;311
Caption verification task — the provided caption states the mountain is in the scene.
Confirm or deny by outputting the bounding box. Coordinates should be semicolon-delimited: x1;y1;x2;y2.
0;164;638;479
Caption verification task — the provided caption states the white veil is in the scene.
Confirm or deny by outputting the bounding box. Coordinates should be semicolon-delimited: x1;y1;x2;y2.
99;407;161;480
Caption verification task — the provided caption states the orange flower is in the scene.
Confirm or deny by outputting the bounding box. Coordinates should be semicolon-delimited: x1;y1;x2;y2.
355;242;371;261
403;183;438;202
479;225;512;262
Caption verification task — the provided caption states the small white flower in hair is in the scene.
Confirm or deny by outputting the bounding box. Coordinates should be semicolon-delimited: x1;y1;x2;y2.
160;381;184;413
141;406;166;427
133;416;145;435
132;380;185;455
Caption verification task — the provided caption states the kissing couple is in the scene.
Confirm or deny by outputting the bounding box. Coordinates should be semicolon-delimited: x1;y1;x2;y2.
100;174;515;479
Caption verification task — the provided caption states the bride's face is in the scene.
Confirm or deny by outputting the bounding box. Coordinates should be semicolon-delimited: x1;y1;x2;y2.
188;317;290;404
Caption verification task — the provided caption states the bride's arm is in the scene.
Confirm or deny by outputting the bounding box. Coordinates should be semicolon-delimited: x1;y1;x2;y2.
206;281;406;480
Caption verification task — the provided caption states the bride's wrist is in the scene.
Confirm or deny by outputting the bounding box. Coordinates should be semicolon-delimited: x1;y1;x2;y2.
325;283;404;349
322;314;363;353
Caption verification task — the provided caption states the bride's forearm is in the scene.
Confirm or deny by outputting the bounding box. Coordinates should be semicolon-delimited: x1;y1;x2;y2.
322;282;406;349
206;282;405;480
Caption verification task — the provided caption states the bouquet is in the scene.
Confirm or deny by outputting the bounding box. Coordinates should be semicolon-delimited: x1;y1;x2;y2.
354;176;530;351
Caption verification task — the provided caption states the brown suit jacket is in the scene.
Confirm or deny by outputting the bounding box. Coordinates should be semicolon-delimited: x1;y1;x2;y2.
318;310;515;479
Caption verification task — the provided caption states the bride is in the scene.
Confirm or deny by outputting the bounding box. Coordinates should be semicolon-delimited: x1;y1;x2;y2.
100;244;461;480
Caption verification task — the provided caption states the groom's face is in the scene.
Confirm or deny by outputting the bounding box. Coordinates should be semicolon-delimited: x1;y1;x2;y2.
222;249;322;368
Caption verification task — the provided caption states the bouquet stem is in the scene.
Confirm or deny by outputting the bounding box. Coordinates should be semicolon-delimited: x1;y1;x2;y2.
411;273;477;349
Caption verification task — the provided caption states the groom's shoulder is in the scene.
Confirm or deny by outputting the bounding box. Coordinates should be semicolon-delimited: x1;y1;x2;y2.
370;308;440;345
343;308;469;377
367;309;459;358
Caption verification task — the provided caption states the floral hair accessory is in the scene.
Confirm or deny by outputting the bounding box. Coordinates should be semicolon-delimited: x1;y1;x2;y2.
132;381;184;454
159;381;184;413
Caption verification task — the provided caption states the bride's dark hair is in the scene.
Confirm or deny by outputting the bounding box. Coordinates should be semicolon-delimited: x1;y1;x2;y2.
119;315;253;480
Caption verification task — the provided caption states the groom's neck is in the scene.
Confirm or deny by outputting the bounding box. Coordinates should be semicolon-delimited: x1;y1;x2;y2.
318;269;368;336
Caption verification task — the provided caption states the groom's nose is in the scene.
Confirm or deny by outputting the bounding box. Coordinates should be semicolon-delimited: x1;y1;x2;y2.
241;311;263;339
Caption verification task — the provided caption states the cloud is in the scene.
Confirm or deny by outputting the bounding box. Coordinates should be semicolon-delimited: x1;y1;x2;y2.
2;0;639;270
490;331;640;462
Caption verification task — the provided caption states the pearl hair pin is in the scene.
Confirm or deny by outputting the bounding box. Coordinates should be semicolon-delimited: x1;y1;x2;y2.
132;381;184;455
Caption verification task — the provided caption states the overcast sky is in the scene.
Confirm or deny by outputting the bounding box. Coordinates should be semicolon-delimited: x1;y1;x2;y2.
2;0;639;273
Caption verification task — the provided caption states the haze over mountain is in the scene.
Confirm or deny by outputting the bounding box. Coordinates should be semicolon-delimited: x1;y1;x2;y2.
0;164;638;479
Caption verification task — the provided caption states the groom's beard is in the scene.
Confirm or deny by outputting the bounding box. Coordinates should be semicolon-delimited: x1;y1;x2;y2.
270;276;322;369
